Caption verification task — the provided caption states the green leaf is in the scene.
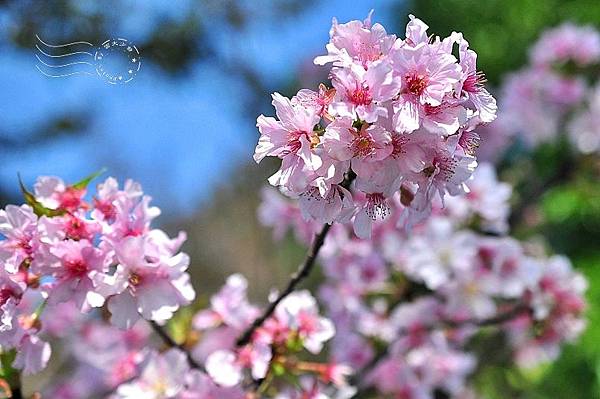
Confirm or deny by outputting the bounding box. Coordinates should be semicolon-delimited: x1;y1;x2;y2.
18;174;65;218
518;363;550;385
0;351;15;378
71;167;107;190
272;362;286;377
285;334;304;353
168;306;195;344
352;117;365;130
0;350;19;389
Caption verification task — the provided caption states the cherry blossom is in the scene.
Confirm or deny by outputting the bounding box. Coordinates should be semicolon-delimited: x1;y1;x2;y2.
255;12;496;239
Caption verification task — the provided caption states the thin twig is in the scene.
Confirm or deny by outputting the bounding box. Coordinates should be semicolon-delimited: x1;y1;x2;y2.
236;222;332;347
148;320;202;370
350;303;528;395
236;170;357;347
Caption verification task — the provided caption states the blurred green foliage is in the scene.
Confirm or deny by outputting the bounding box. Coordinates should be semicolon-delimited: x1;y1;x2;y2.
402;0;600;84
399;1;600;398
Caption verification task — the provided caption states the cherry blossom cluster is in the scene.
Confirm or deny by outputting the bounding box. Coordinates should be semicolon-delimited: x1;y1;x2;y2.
35;276;346;398
197;278;352;397
260;162;587;398
34;307;243;398
0;174;194;375
485;23;600;155
254;12;497;238
29;164;586;399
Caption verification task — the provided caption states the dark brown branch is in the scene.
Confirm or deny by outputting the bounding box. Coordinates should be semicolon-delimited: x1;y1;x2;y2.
148;320;202;370
350;304;528;395
236;222;331;347
236;170;357;347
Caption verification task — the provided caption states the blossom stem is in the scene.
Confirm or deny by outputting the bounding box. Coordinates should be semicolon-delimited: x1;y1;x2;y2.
349;303;528;395
148;320;202;370
236;170;357;347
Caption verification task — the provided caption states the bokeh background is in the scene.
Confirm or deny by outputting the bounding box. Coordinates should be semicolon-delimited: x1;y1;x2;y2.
1;0;599;397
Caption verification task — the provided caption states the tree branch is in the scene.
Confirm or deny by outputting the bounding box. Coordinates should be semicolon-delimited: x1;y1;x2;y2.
148;320;202;370
236;170;356;347
236;221;331;347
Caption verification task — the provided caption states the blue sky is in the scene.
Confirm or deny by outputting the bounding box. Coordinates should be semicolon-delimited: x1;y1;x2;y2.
0;0;402;216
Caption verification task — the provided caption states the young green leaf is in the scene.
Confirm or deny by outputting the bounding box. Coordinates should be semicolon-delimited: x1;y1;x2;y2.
17;174;65;218
71;167;107;190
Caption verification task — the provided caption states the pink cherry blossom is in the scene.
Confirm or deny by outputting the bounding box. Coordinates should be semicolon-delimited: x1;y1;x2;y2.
193;273;258;331
292;84;337;120
323;117;393;164
390;42;462;133
255;93;323;193
330;62;400;123
34;176;87;212
205;342;272;387
13;333;51;375
273;290;336;354
455;35;497;123
0;205;39;273
314;10;396;69
99;235;194;328
47;239;108;311
530;23;600;67
568;82;600;154
180;370;244;399
115;349;189;398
